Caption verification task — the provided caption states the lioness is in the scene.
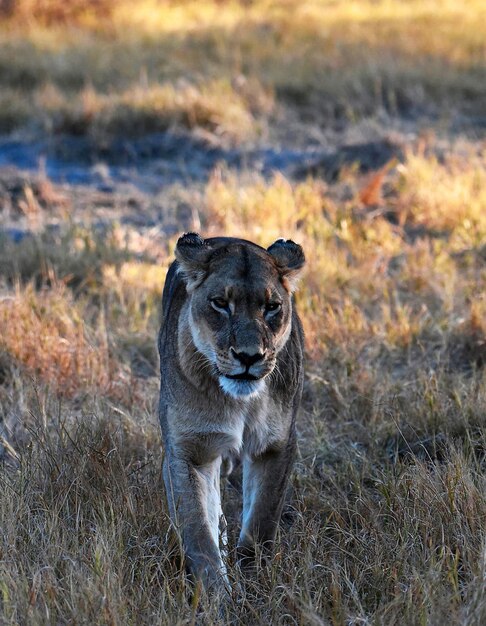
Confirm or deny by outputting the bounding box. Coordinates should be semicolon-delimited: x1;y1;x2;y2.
158;233;305;592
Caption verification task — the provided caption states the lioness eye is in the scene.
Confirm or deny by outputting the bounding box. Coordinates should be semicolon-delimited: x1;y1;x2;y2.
265;302;282;314
211;297;229;312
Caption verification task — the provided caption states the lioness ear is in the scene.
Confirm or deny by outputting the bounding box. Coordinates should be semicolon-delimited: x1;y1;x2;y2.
175;232;212;291
267;238;305;292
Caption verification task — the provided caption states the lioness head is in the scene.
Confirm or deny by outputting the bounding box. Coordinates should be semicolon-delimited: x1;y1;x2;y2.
175;233;305;399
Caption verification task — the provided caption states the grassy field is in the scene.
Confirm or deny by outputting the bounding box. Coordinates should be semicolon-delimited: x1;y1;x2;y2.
0;1;485;624
1;0;485;141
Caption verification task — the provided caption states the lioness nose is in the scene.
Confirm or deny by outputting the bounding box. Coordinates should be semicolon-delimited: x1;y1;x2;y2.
230;348;265;368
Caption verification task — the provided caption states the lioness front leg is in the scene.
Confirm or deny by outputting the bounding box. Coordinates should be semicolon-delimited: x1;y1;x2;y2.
163;450;227;591
237;432;297;567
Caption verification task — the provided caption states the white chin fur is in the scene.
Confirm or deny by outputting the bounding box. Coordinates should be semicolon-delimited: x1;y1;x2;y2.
219;377;265;399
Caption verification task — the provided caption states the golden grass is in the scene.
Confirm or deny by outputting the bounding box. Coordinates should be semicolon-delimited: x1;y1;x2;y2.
8;0;486;67
0;2;485;622
0;0;484;137
31;79;273;141
0;284;113;396
0;150;485;622
398;151;486;245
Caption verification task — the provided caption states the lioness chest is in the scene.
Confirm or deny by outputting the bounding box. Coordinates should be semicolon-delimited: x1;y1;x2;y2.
166;389;291;465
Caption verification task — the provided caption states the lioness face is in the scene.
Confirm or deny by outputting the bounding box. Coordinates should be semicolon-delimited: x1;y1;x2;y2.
176;234;305;398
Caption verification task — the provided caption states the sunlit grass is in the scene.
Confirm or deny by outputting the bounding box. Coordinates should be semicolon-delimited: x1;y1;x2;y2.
8;0;486;68
1;0;485;138
0;80;272;141
0;283;112;396
0;2;485;623
203;151;486;370
398;151;486;246
0;148;485;622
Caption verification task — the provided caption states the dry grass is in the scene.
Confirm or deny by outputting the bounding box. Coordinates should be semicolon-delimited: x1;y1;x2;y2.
0;1;485;624
0;0;485;140
24;79;272;143
397;151;486;243
1;142;485;623
0;283;111;396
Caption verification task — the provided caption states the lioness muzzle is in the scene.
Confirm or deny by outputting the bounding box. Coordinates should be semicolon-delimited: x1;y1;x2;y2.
158;233;305;593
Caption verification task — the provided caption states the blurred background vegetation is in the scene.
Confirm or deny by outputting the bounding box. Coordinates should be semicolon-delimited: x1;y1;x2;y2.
0;0;484;140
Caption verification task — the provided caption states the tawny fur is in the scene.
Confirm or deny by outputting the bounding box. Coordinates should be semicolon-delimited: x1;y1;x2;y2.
158;234;305;592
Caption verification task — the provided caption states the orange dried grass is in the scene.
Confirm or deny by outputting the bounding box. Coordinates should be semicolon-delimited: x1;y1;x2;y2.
0;285;112;397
